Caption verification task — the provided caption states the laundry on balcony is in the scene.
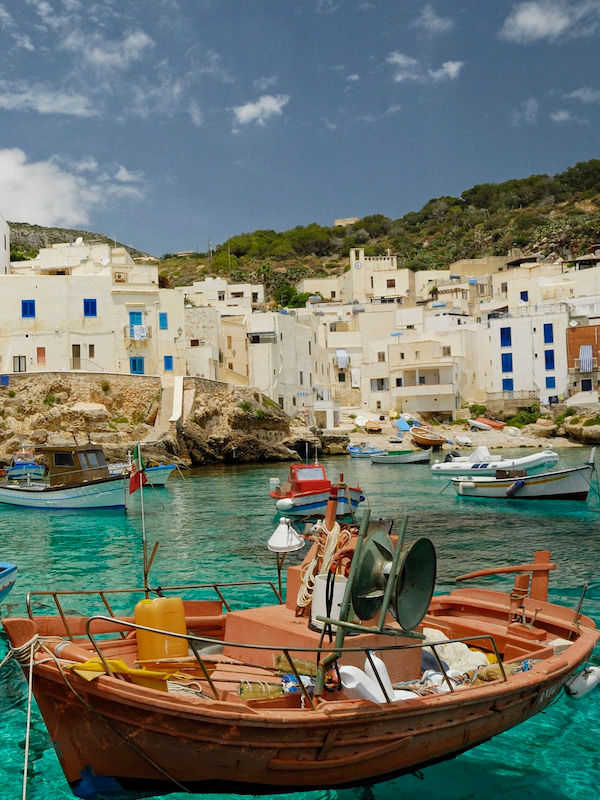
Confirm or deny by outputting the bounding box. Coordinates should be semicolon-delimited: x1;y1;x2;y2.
132;325;148;341
350;367;360;388
335;349;349;369
579;344;594;373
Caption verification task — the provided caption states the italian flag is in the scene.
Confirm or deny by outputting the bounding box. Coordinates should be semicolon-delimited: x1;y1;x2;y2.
129;445;148;494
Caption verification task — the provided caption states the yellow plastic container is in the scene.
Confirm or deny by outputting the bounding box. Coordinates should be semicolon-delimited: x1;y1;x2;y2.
134;597;189;661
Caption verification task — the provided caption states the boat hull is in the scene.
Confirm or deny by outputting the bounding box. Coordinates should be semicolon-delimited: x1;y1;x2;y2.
410;431;446;450
0;562;17;602
144;465;176;486
11;622;592;800
452;464;594;500
273;487;365;516
370;449;431;464
6;464;45;481
0;476;126;509
432;449;559;476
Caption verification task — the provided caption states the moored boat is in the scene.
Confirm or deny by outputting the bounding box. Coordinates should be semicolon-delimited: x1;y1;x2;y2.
2;500;598;800
468;418;491;431
109;462;176;486
452;449;596;500
0;561;17;602
410;427;447;450
270;463;364;516
347;443;386;458
370;448;432;464
0;445;126;510
5;449;45;481
431;445;559;476
474;416;505;430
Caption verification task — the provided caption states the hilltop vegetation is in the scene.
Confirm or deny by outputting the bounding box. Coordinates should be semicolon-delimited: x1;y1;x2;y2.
9;159;600;303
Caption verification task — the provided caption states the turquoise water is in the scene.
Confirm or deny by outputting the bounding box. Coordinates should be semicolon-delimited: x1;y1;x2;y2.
1;446;599;800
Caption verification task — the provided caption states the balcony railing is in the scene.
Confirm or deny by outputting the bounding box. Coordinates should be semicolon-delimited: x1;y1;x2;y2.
123;325;152;341
571;357;598;372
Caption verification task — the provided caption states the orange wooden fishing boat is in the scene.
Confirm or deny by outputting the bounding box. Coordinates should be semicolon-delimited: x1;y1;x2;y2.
410;426;447;449
2;494;598;800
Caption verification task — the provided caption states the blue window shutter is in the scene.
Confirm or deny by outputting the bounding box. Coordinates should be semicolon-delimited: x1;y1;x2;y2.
129;311;142;326
543;323;554;343
21;299;35;318
159;312;168;330
502;378;514;391
83;298;97;317
501;352;513;372
545;376;556;389
500;327;511;347
163;355;173;371
544;349;555;370
520;291;528;302
129;357;145;375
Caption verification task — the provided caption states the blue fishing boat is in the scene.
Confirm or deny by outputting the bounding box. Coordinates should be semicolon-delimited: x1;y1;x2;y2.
5;449;45;481
347;443;386;458
0;562;17;602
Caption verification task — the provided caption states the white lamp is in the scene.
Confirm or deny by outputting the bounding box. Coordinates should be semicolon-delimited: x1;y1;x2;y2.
267;518;305;600
267;518;305;553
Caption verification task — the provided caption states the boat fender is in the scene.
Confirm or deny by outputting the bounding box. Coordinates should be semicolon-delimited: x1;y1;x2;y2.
565;666;600;699
457;480;476;495
276;498;294;512
364;652;394;698
506;479;525;497
445;451;461;463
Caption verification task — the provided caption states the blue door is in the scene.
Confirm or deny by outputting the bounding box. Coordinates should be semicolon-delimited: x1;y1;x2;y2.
130;357;145;375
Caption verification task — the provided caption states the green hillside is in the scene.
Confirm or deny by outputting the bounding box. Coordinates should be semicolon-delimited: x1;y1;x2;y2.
9;159;600;304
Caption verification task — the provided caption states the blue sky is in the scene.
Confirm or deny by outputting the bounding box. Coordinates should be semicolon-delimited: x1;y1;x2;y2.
0;0;599;256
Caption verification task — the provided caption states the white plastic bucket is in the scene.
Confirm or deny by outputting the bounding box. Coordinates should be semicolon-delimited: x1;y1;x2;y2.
310;573;347;632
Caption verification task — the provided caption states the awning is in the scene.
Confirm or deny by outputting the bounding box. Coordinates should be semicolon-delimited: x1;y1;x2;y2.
335;349;349;369
579;344;594;373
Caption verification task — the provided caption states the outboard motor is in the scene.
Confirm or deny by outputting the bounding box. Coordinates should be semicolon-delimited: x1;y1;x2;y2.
444;451;461;462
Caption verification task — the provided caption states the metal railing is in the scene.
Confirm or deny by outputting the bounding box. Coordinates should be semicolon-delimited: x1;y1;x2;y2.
123;325;153;341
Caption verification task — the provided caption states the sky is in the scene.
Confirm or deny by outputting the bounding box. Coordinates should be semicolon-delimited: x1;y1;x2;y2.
0;0;599;256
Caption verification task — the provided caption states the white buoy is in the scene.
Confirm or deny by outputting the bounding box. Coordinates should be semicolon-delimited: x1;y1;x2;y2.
565;666;600;699
275;498;294;511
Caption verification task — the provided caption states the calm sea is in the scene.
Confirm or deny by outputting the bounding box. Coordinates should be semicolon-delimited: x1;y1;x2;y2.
1;446;599;800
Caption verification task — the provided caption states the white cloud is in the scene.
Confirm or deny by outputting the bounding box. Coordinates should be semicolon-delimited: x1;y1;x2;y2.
550;109;587;123
387;52;463;82
346;74;360;82
386;103;402;115
61;30;154;70
411;4;454;36
512;97;539;125
0;148;143;227
195;49;234;83
564;86;600;103
323;118;337;130
387;53;421;82
254;76;278;91
115;165;143;183
187;100;203;127
429;61;463;81
0;80;96;116
232;94;290;129
500;1;600;43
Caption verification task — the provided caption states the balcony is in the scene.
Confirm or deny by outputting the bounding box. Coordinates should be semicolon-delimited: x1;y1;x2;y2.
123;324;152;341
570;357;598;373
392;383;455;398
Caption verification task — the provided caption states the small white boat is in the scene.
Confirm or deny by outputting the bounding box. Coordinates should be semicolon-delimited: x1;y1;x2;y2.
468;419;491;431
370;449;432;464
0;445;126;510
454;435;472;447
431;446;559;477
270;463;364;516
452;450;596;500
388;435;403;444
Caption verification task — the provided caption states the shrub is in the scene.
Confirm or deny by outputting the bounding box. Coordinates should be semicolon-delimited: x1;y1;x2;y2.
504;406;540;428
469;404;487;417
239;401;252;412
101;380;110;393
112;416;129;424
44;394;57;406
8;390;15;398
583;416;600;426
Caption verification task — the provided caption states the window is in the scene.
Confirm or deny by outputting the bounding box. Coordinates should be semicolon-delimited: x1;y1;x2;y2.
501;282;508;294
415;351;420;359
501;352;513;372
228;362;233;370
370;378;389;391
278;396;284;408
218;292;225;301
227;336;232;348
299;371;304;385
442;346;451;357
159;312;168;330
377;351;385;362
88;344;95;358
308;342;311;355
400;352;404;360
21;299;35;318
376;401;381;410
419;376;426;385
544;349;555;370
13;355;26;372
520;290;528;302
545;376;556;389
386;279;396;289
500;327;511;347
395;377;403;387
331;291;336;299
582;378;593;391
502;378;514;391
83;298;97;317
36;347;46;365
338;372;346;382
129;310;142;325
54;452;74;467
129;357;145;375
163;355;173;371
190;339;199;347
252;293;259;303
543;323;554;343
